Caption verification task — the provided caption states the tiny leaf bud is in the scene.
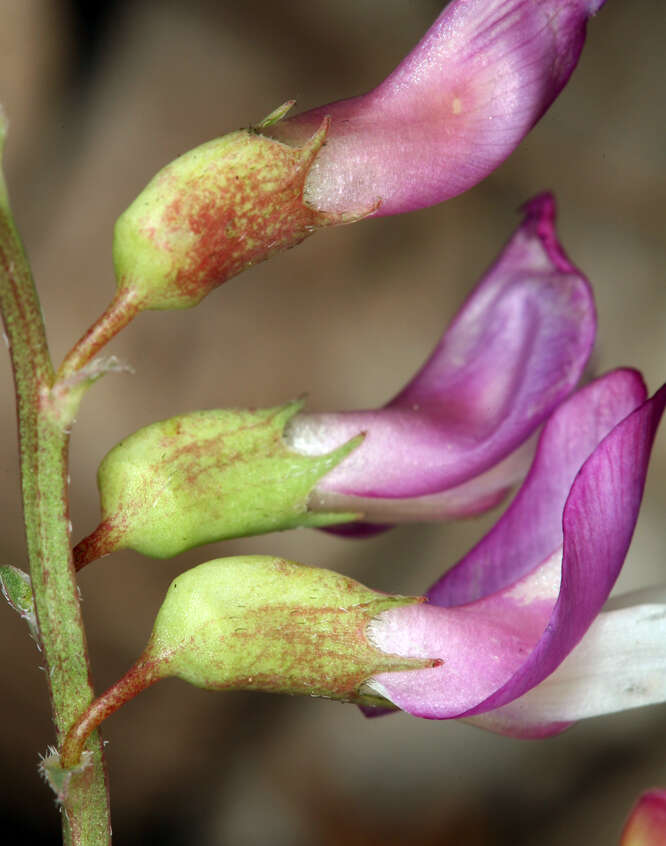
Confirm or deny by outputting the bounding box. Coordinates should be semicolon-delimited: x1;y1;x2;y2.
112;102;374;311
75;401;361;566
0;564;39;643
39;748;93;805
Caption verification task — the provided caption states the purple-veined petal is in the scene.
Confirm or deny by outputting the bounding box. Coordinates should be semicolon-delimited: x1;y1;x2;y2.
285;195;595;509
267;0;607;215
365;377;665;722
621;789;666;846
485;383;666;710
467;589;666;738
428;369;647;606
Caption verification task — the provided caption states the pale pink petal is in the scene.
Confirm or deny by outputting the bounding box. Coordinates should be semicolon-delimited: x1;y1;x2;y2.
268;1;607;215
367;550;562;717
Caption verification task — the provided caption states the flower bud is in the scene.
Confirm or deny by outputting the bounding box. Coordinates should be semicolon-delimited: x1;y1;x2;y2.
74;401;361;566
113;103;373;311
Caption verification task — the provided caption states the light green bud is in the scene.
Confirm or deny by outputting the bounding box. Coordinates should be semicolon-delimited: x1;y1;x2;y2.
143;555;430;705
74;401;361;566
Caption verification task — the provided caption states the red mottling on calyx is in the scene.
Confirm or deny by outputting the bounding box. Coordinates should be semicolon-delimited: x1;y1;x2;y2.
113;113;375;312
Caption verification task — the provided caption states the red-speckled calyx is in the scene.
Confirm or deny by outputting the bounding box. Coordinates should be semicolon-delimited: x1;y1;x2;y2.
113;103;374;311
143;556;430;704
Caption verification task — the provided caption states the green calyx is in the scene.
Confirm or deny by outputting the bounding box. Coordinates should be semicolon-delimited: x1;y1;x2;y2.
112;102;369;311
144;555;429;705
77;401;361;564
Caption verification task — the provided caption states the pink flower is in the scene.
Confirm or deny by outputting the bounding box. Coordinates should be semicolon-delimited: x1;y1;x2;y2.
621;789;666;846
364;370;666;736
267;0;608;216
103;0;609;328
286;194;595;525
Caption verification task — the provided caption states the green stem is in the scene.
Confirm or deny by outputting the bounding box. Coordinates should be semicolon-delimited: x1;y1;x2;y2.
0;128;111;843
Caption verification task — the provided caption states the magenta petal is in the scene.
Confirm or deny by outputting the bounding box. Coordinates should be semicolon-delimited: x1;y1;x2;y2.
315;432;537;536
427;370;648;606
286;195;595;502
366;376;665;721
269;0;606;215
477;382;666;716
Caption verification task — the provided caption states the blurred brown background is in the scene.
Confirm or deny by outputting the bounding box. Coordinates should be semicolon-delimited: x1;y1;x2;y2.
1;0;665;843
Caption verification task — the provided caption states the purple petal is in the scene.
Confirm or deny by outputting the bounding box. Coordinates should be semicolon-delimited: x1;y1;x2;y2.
267;0;606;215
365;377;665;722
428;370;647;606
286;195;595;506
482;382;666;713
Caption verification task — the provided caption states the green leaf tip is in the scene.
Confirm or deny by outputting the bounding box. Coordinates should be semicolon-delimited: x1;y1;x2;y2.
111;103;364;312
254;99;296;129
75;401;363;565
0;564;39;643
144;555;429;705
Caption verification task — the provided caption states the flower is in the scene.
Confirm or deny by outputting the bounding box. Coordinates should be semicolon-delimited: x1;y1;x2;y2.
364;369;666;736
621;789;666;846
266;0;608;216
109;0;609;318
285;193;595;526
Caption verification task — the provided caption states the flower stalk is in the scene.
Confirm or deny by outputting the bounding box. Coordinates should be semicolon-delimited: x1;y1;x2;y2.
60;659;164;770
0;115;111;845
57;288;140;380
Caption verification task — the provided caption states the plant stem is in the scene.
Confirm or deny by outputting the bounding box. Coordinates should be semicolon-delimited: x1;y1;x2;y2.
0;137;111;843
